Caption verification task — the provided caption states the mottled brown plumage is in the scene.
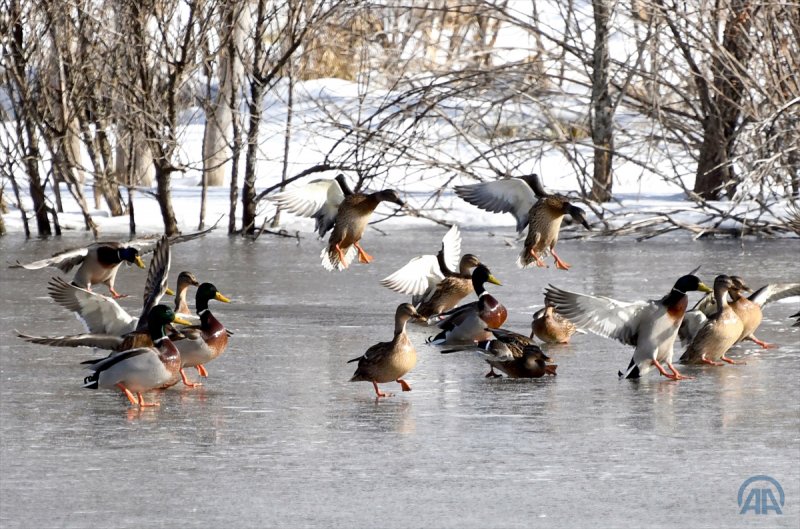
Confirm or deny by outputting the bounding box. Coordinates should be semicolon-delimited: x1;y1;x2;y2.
349;304;424;397
680;275;745;366
415;254;482;318
530;305;577;344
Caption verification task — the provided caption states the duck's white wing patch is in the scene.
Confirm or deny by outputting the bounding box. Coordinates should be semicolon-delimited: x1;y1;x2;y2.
439;224;462;273
454;179;537;232
47;277;136;335
380;255;443;296
271;179;345;236
11;246;89;272
544;284;647;346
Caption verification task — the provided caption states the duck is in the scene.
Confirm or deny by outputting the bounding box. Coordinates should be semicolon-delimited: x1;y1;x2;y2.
442;328;557;379
82;304;192;407
680;275;745;366
9;228;212;297
530;303;577;344
270;174;404;270
427;264;506;345
169;283;231;387
380;225;482;319
545;274;712;380
454;173;591;270
679;278;799;347
348;303;425;397
17;237;191;356
173;271;200;318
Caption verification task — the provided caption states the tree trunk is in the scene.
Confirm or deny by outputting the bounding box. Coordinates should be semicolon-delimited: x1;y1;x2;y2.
154;163;179;236
590;0;614;203
693;0;754;199
241;84;264;234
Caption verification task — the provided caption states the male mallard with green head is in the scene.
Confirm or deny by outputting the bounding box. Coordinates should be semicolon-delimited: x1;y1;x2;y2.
349;303;425;397
428;264;507;345
455;173;591;270
82;305;192;407
170;283;231;387
546;274;712;380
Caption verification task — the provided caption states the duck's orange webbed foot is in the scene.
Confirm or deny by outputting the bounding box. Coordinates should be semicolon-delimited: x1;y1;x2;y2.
748;336;776;349
354;243;373;264
667;363;693;380
196;364;209;377
700;356;723;366
529;249;547;268
117;383;138;406
372;381;391;398
109;288;128;299
721;355;746;365
137;392;160;407
334;244;349;269
396;378;412;392
180;368;202;388
551;250;571;271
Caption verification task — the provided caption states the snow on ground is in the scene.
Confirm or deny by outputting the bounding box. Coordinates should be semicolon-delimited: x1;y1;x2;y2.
0;77;792;238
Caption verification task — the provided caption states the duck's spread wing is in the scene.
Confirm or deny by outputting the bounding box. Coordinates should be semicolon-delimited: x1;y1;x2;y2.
749;283;800;307
11;246;89;272
137;236;171;331
544;285;647;346
454;178;537;232
438;224;462;273
271;179;346;236
48;277;136;335
380;255;444;296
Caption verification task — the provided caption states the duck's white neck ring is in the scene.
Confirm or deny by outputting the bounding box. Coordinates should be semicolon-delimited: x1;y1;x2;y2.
198;308;210;316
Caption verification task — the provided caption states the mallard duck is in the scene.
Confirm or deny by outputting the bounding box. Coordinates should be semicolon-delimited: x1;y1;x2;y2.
82;305;192;407
18;237;194;356
545;274;712;380
270;174;404;270
427;264;506;345
174;271;200;316
530;303;577;344
442;327;557;379
680;275;745;366
455;173;591;270
9;228;212;297
169;283;231;387
679;279;800;346
380;225;482;319
348;303;425;397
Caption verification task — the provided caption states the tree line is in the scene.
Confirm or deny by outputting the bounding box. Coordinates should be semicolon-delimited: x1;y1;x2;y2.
1;0;797;238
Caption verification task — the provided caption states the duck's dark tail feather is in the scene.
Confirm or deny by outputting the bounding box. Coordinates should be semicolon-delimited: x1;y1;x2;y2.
618;357;640;379
83;373;99;389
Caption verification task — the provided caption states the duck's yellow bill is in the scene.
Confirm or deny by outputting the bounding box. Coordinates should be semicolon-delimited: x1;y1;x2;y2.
135;256;146;268
698;283;713;293
165;287;176;296
172;315;193;326
215;292;231;303
488;274;502;286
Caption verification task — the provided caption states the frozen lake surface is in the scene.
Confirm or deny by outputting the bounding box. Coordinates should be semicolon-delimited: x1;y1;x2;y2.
1;228;798;528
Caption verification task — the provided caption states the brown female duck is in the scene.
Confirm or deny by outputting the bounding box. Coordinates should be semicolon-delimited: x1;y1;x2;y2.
530;304;577;344
174;271;200;316
270;174;404;270
455;173;591;270
380;224;482;318
428;264;506;345
680;275;745;366
348;303;425;397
